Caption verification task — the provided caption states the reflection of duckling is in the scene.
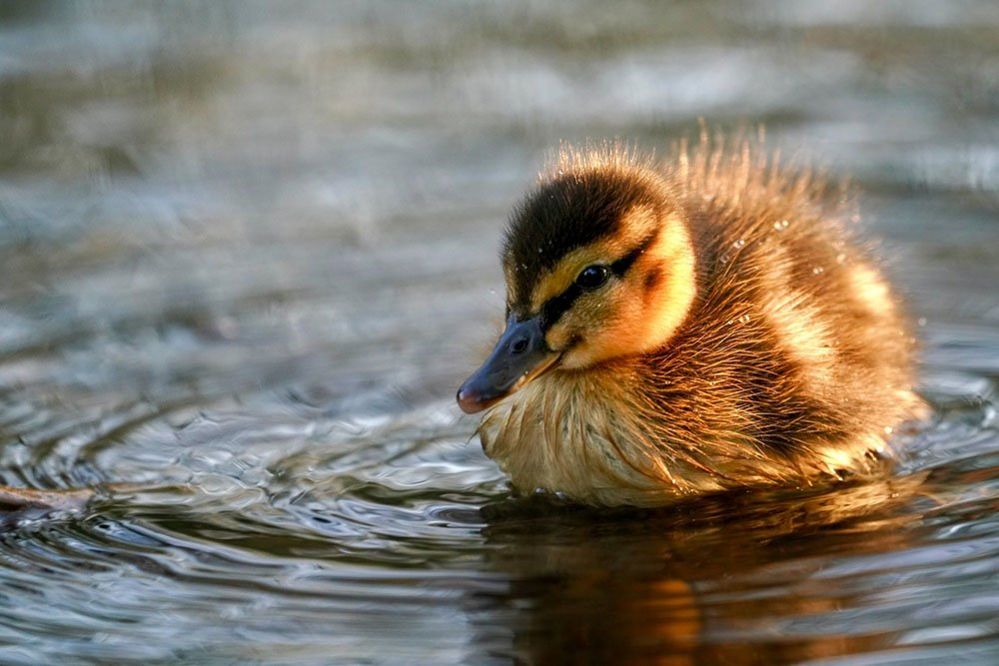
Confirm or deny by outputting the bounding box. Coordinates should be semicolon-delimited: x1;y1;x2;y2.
477;473;927;663
457;137;922;506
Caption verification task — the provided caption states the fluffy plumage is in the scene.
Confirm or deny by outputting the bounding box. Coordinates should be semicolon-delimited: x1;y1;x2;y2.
465;134;922;507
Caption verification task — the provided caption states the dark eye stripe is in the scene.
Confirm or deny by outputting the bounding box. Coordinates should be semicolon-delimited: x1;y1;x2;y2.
610;230;657;277
538;230;658;330
539;282;583;330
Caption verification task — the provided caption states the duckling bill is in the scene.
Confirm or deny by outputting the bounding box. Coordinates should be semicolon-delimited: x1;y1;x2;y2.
457;138;922;507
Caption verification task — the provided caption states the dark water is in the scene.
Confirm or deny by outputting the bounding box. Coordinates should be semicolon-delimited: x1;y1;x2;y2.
1;2;998;663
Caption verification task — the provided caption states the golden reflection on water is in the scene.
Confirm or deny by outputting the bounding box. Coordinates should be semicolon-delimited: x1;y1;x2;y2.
479;473;932;663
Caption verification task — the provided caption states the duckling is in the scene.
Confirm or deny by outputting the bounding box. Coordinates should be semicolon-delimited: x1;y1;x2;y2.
457;136;922;507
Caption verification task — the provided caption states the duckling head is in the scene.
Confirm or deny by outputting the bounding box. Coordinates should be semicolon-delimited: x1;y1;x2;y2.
458;158;697;414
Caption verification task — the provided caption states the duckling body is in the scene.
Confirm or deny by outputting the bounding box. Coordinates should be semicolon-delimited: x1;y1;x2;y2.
458;139;921;507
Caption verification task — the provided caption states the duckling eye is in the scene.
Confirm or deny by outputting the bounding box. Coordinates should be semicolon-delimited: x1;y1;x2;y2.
575;265;610;291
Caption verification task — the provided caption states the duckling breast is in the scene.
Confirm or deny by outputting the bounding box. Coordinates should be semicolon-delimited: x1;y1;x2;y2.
479;364;738;506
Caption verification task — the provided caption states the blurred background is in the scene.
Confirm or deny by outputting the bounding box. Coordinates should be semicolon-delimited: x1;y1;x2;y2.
1;1;998;663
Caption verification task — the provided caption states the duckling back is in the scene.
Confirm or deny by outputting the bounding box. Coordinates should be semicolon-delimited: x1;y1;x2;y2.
642;140;922;487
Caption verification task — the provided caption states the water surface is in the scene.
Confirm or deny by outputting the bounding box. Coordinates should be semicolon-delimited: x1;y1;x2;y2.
1;2;998;663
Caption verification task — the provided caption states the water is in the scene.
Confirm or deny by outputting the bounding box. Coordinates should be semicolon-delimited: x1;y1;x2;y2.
1;1;998;663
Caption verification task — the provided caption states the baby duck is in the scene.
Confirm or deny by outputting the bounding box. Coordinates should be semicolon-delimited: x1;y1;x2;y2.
457;138;922;507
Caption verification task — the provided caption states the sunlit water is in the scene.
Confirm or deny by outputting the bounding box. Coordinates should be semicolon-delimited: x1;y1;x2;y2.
1;2;998;663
